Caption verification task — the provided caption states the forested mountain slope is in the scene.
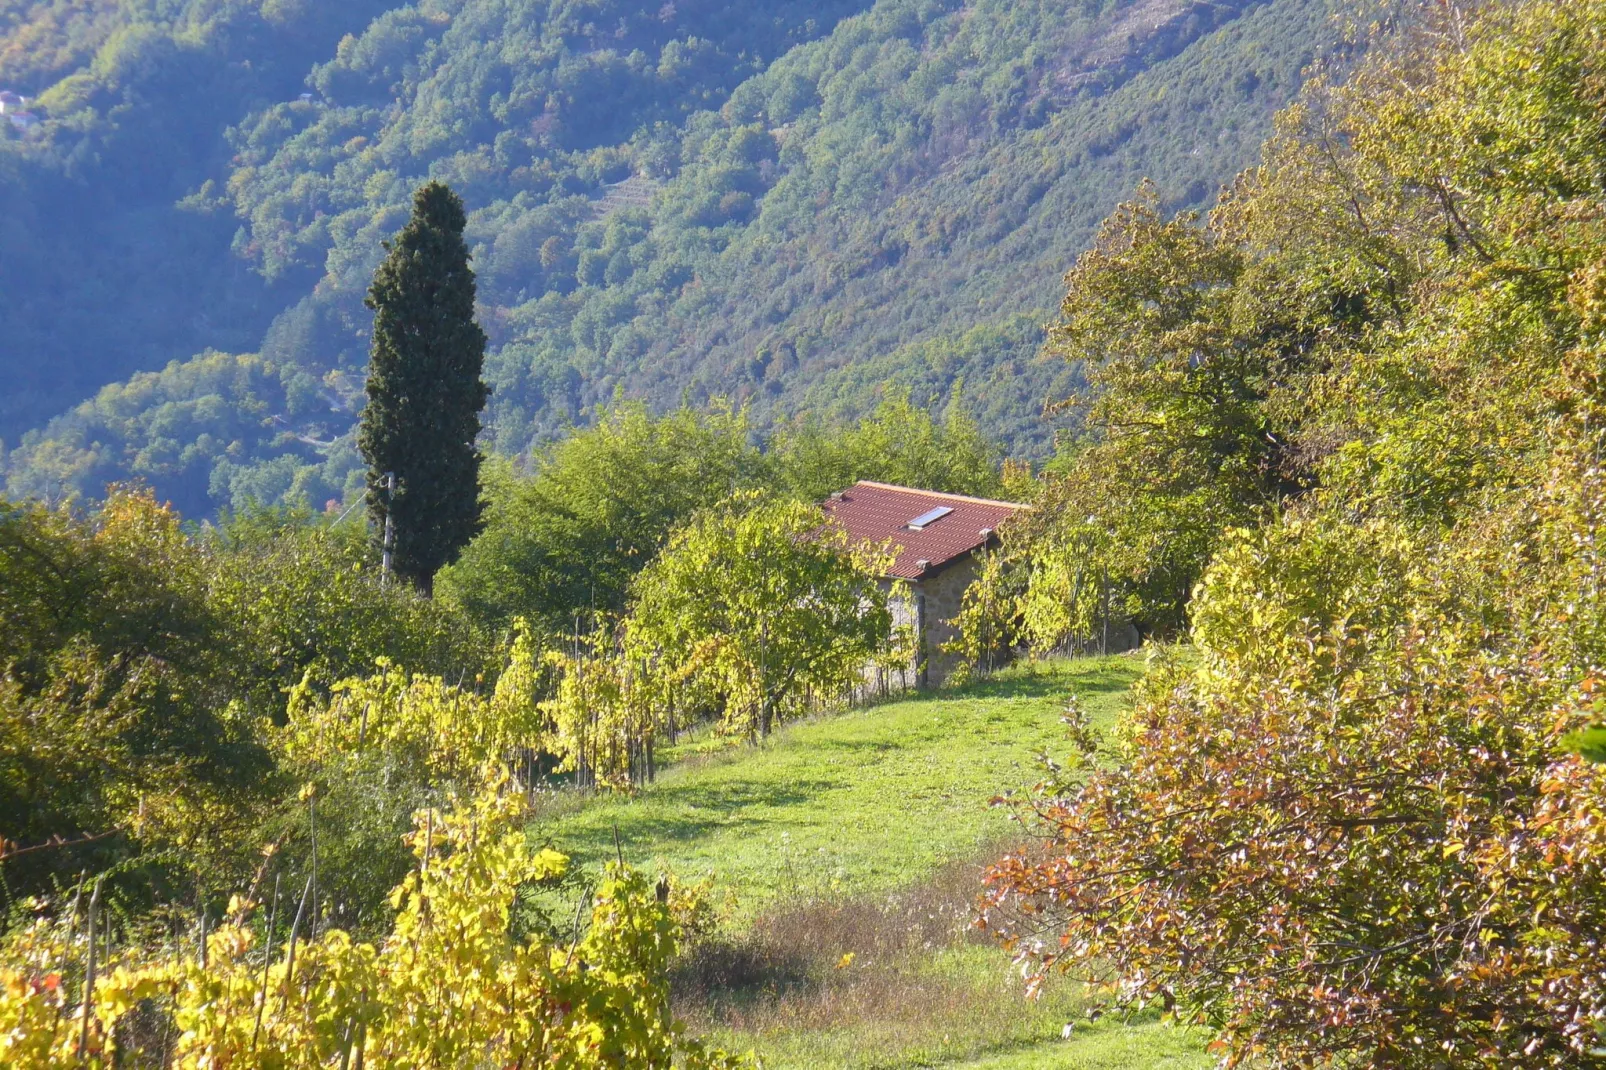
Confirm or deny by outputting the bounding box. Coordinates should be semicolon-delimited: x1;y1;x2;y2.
0;0;396;442
0;0;863;444
2;0;1343;516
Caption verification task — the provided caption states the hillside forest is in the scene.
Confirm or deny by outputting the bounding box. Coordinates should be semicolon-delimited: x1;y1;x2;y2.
10;0;1606;1067
0;0;1340;517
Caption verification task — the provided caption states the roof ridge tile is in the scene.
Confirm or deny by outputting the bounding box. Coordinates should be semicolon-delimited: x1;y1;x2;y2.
852;480;1027;510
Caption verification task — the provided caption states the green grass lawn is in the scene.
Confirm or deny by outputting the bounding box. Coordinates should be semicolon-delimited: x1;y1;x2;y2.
533;657;1141;914
945;1023;1212;1069
532;655;1210;1069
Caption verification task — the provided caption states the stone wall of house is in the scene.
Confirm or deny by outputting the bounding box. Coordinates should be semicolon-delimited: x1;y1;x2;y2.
874;553;1146;693
877;556;985;690
919;555;979;687
865;577;920;695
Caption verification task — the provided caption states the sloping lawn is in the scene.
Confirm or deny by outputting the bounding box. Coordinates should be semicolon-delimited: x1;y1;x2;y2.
532;655;1210;1069
533;658;1141;913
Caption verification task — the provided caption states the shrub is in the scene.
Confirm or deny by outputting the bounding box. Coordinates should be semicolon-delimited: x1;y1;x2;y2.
987;487;1606;1064
1;779;748;1068
983;0;1606;1062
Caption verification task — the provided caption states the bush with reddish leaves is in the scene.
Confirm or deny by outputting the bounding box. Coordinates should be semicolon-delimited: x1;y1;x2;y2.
985;0;1606;1063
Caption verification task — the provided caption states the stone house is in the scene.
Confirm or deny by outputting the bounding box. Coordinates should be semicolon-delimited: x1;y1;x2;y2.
821;481;1025;688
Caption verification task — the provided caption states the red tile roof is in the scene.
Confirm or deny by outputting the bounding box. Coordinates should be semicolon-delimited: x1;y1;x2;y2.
820;481;1025;580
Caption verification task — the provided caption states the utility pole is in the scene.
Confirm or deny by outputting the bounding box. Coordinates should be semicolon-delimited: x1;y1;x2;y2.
381;471;396;581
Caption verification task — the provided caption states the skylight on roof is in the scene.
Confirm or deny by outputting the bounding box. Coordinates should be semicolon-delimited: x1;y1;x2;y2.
907;505;954;530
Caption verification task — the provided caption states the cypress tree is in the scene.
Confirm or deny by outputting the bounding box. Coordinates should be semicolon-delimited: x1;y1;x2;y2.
358;181;489;594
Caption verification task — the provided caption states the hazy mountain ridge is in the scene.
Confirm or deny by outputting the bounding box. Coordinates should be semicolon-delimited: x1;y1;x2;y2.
0;0;395;442
2;0;1344;515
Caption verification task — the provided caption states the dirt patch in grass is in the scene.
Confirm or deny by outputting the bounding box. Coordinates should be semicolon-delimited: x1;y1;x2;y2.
671;847;1088;1067
674;848;980;997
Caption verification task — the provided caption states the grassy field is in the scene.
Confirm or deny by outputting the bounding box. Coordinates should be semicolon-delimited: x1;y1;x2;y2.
531;656;1211;1069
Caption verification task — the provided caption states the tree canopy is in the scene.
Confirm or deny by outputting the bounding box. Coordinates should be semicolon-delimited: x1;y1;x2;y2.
627;491;895;740
982;1;1606;1063
359;181;490;593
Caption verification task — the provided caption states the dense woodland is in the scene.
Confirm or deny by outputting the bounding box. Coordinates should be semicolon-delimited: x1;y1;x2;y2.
0;0;1336;516
9;0;1606;1065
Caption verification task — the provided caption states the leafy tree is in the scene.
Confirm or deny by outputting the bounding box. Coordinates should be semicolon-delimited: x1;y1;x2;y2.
437;402;767;634
0;488;272;896
359;181;491;594
0;488;490;902
770;392;1005;501
627;491;893;739
203;505;492;715
940;545;1021;680
1001;176;1361;638
984;0;1606;1063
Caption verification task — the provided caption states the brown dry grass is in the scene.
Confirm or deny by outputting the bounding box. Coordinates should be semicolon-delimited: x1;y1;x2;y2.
670;847;1085;1063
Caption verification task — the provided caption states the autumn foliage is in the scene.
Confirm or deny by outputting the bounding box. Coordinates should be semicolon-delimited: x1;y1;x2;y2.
987;510;1606;1063
984;0;1606;1064
0;777;744;1068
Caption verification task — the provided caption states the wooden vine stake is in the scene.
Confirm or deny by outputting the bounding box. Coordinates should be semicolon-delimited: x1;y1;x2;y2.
280;874;315;1014
77;876;103;1061
251;873;282;1052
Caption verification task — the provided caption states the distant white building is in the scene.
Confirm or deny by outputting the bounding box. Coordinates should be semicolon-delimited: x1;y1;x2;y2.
0;90;38;130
